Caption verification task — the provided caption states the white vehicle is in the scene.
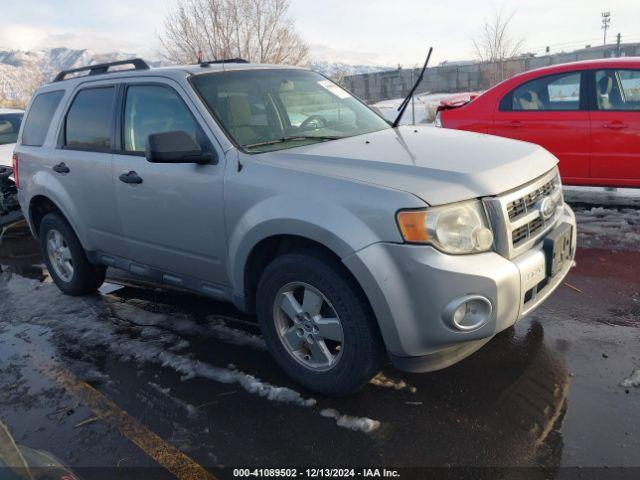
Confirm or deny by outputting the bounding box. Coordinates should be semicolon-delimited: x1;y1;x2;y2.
0;108;24;168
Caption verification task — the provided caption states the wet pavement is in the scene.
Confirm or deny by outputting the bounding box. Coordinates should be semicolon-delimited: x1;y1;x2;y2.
0;204;639;480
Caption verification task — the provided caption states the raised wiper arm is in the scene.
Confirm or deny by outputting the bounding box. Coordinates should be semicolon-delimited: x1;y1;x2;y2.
392;47;433;128
244;135;343;149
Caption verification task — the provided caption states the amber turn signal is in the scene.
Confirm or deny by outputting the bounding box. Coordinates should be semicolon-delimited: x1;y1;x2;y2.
396;210;428;243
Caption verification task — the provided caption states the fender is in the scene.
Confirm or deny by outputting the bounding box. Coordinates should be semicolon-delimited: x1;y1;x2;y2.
228;194;382;300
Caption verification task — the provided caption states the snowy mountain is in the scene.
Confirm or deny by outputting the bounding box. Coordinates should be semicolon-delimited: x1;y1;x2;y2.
0;47;153;107
0;46;392;107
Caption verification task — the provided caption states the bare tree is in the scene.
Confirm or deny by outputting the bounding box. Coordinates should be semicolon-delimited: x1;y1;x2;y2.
160;0;309;65
473;11;525;63
472;11;525;85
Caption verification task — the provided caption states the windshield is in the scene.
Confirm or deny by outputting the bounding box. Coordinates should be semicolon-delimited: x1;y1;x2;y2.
191;69;390;153
0;113;23;145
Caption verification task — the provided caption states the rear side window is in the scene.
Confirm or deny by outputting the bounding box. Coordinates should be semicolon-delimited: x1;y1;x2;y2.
65;87;115;151
504;72;582;111
21;91;64;146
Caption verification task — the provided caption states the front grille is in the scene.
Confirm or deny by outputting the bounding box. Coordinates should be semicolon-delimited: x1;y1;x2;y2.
506;177;557;220
512;216;545;246
483;169;563;259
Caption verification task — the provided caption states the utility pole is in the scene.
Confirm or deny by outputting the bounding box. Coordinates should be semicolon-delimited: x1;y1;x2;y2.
616;33;622;57
601;11;611;45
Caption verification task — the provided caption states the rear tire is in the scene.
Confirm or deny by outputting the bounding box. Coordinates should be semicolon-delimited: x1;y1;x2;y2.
257;251;385;396
39;213;105;296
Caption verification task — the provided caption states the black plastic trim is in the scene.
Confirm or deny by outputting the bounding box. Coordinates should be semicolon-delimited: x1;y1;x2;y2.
54;58;150;82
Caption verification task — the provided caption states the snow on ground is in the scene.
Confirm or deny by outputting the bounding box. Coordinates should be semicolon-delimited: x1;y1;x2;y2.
370;372;416;393
564;186;640;209
111;298;267;351
0;273;315;407
320;408;381;433
373;93;457;125
621;369;640;388
573;206;640;251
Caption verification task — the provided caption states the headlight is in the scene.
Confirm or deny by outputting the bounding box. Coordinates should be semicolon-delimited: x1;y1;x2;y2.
396;200;494;254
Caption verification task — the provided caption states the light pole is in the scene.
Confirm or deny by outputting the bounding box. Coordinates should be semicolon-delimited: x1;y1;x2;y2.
602;11;611;45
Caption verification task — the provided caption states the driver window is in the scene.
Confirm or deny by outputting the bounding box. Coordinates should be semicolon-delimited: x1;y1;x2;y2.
123;85;201;153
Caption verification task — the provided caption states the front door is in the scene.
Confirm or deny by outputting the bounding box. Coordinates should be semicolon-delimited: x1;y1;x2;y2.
112;81;228;286
491;70;590;183
590;68;640;184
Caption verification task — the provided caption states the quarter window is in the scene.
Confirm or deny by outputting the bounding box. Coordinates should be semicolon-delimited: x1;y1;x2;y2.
21;91;64;147
65;87;115;151
123;85;203;153
506;72;582;111
595;69;640;111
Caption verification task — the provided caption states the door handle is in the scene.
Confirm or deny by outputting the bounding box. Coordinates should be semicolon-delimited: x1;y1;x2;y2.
119;171;143;185
603;122;628;130
52;162;70;174
508;120;523;128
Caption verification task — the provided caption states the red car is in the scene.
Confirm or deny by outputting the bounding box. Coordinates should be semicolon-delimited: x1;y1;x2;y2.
436;58;640;188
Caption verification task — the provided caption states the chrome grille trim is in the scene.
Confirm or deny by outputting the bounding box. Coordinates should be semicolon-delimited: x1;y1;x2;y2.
483;168;563;259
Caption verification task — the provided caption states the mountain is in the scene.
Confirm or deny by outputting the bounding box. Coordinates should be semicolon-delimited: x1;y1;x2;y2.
0;46;392;107
0;47;152;107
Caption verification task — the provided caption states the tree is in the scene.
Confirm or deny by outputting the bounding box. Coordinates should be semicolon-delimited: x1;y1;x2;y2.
159;0;309;66
472;11;525;85
473;11;525;63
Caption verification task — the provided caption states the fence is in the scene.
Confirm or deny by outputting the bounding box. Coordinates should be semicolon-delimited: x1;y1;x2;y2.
343;43;640;103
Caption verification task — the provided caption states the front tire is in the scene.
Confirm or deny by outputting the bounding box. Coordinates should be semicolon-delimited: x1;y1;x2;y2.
40;213;105;296
257;251;384;396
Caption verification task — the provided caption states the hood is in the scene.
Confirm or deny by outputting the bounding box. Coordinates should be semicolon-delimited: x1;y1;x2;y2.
0;143;15;168
257;126;558;206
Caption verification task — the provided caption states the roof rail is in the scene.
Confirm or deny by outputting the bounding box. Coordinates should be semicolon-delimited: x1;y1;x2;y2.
53;58;150;82
199;58;249;67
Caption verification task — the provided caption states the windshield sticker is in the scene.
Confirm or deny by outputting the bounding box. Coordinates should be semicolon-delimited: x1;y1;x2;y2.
318;80;352;99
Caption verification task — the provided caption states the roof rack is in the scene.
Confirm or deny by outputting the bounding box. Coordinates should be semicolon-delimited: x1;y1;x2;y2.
53;58;150;82
199;58;249;67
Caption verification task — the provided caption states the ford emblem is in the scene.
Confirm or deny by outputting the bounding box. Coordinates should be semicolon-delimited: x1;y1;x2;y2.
539;197;557;220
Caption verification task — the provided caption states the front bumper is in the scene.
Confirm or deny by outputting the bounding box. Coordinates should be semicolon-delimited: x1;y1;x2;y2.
343;203;576;372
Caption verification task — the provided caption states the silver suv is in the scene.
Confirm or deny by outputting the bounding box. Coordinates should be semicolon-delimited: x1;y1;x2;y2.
15;59;576;395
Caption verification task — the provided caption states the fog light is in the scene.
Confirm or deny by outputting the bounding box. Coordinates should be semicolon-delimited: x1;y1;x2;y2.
443;295;493;331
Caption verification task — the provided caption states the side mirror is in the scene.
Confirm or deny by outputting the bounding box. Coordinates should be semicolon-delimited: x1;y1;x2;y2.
145;131;215;164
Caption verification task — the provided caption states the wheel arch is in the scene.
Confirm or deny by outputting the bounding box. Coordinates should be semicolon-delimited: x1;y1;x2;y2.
239;234;377;326
28;195;67;238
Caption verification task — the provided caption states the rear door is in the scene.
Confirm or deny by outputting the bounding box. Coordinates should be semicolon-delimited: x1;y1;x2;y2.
49;85;126;256
589;68;640;184
491;71;590;183
112;79;228;287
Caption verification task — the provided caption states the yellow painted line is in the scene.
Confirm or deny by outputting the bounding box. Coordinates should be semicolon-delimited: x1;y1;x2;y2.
39;360;217;480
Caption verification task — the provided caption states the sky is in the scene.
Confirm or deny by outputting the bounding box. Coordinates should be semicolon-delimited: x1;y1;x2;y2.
0;0;639;66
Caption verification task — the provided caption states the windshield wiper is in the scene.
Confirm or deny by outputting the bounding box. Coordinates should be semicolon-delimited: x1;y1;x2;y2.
244;135;343;149
392;46;433;128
